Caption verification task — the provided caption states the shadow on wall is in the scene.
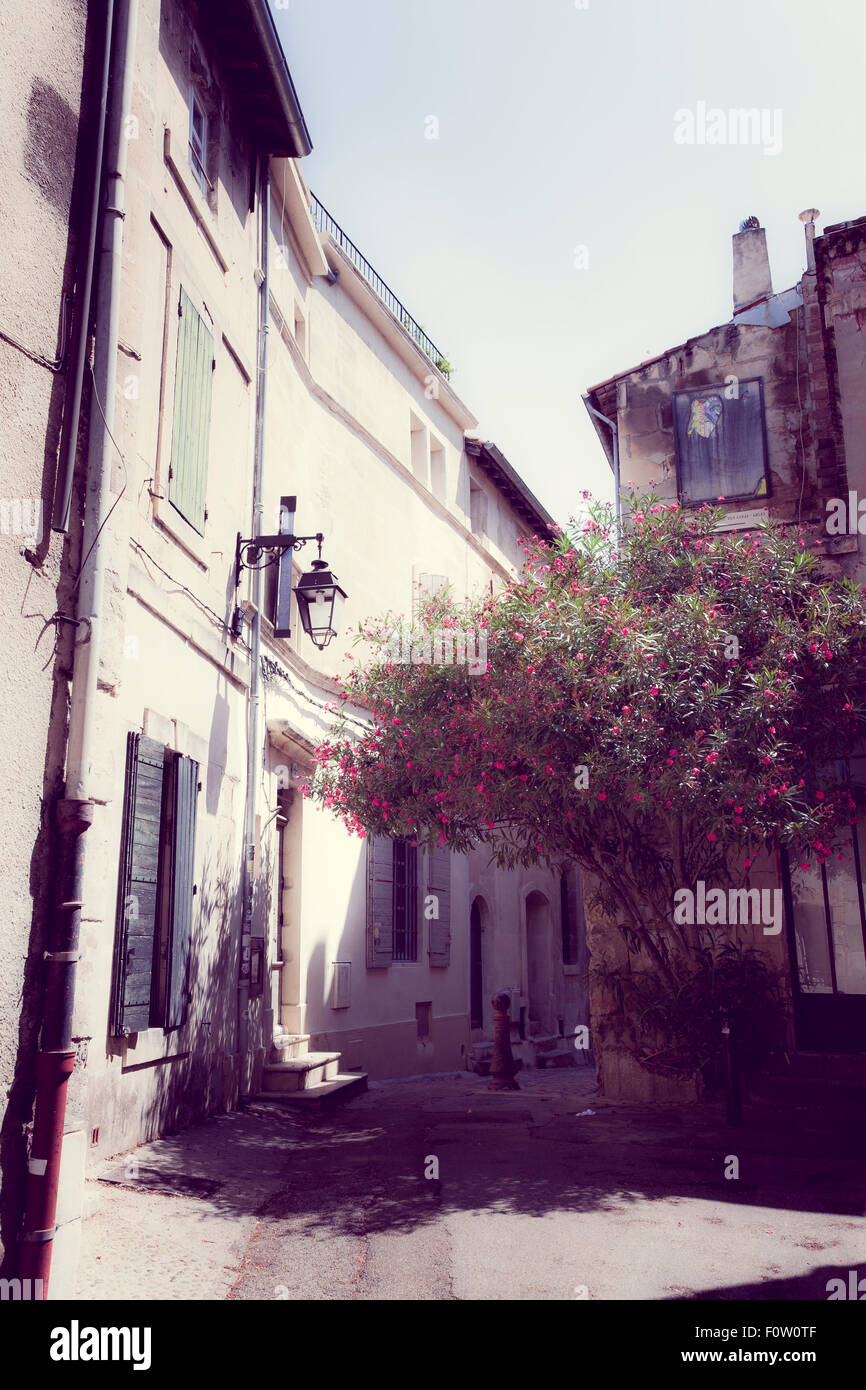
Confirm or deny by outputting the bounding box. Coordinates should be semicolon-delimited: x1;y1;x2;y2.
206;685;230;816
24;79;81;216
95;846;242;1159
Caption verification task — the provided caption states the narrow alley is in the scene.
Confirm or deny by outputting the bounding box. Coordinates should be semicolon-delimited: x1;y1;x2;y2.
77;1070;865;1303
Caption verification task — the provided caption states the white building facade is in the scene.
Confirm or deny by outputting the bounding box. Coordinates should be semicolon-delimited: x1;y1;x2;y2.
0;0;588;1295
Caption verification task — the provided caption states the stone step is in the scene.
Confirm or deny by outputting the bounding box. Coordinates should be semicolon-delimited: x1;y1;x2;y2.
256;1072;368;1112
262;1052;341;1093
528;1033;565;1053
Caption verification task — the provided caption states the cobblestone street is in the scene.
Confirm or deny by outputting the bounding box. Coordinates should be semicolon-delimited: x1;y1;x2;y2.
76;1069;866;1302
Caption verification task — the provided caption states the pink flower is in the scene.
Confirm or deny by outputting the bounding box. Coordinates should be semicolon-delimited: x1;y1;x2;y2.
598;791;607;801
707;832;717;842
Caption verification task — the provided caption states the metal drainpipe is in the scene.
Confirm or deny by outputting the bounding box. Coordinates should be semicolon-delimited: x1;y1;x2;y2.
19;0;138;1294
52;0;116;534
582;394;621;537
238;156;270;1103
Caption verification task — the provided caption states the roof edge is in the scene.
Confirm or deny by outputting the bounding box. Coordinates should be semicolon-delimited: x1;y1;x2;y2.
244;0;313;156
464;438;556;534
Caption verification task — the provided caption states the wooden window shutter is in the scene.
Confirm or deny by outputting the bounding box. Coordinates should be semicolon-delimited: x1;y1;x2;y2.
168;287;213;534
366;835;394;968
427;845;452;968
418;573;448;598
164;754;199;1029
112;733;166;1036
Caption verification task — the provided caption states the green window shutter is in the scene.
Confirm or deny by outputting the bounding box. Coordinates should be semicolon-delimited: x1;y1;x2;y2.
165;755;198;1029
112;733;166;1036
366;835;394;968
169;287;213;534
427;845;452;968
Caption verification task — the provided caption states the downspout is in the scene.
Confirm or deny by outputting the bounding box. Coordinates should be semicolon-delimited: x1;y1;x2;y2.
582;394;620;536
52;0;116;534
19;0;138;1293
238;155;270;1102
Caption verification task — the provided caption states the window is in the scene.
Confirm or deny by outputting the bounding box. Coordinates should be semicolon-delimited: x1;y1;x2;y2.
293;304;307;358
410;412;428;485
429;436;446;501
469;476;488;536
416;1001;432;1041
366;838;451;968
188;88;210;196
111;733;199;1036
786;754;866;998
168;287;214;534
560;871;577;965
393;840;418;961
673;378;770;505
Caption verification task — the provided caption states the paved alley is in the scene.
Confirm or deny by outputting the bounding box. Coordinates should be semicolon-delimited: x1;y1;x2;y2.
75;1068;866;1302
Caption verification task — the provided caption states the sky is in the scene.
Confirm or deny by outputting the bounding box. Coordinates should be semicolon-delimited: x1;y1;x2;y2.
272;0;866;528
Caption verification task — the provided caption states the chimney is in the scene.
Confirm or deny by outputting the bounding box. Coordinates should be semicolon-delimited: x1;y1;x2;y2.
732;216;773;314
799;208;820;273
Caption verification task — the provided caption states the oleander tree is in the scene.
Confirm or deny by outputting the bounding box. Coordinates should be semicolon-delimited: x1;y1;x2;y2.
307;493;866;1068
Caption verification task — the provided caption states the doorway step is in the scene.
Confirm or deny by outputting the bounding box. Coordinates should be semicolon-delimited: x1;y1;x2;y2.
257;1026;367;1109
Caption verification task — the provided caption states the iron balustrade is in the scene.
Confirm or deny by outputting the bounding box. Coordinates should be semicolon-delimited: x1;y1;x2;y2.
310;193;452;379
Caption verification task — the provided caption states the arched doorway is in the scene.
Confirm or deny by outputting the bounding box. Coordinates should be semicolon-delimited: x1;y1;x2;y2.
525;891;553;1035
470;897;487;1030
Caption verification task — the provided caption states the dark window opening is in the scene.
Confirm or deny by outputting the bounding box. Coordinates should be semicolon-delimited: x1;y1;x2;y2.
560;871;577;965
392;840;418;962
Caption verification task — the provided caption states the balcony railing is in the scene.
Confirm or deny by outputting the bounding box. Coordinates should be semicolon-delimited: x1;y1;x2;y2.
310;193;452;379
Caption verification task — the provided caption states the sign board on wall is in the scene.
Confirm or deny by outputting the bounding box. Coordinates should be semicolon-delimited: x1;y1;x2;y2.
714;507;769;532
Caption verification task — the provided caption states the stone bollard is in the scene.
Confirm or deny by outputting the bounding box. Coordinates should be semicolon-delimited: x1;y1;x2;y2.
488;991;520;1091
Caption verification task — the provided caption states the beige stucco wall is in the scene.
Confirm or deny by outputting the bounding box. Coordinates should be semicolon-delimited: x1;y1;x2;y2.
0;3;568;1299
20;0;568;1194
65;0;260;1173
0;0;88;1273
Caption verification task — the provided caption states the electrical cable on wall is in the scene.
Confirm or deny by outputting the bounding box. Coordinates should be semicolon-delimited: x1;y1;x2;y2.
0;294;69;373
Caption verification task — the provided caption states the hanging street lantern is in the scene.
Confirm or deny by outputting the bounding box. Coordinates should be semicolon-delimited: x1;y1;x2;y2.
294;557;347;650
234;494;347;650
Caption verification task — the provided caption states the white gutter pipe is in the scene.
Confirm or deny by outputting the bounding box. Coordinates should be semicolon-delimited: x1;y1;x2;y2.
582;394;621;539
238;157;270;1102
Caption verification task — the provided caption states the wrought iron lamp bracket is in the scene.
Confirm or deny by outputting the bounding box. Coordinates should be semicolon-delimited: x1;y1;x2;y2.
235;531;324;588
